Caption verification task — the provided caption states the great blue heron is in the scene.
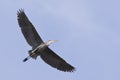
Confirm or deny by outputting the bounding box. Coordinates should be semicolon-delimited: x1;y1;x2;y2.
17;9;75;72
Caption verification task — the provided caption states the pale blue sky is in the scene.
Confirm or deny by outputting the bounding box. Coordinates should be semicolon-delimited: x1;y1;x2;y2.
0;0;120;80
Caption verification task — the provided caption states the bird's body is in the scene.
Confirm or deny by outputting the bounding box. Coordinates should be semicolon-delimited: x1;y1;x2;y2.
17;9;75;72
24;40;58;61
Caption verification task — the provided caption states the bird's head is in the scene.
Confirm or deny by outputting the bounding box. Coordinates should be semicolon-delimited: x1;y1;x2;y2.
45;40;58;46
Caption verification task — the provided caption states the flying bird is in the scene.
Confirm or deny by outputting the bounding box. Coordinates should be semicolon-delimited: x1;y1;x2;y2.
17;9;75;72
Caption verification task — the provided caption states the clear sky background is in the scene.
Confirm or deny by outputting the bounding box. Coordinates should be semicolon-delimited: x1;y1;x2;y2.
0;0;120;80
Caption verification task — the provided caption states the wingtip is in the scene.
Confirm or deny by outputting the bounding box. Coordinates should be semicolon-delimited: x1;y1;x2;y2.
56;62;76;72
66;67;76;72
69;67;76;72
17;9;25;16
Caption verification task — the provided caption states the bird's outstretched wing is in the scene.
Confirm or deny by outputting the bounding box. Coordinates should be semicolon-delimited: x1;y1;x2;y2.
39;47;75;72
17;9;43;48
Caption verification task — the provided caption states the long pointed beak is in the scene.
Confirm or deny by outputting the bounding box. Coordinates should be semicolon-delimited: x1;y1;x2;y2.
47;40;59;46
53;40;59;43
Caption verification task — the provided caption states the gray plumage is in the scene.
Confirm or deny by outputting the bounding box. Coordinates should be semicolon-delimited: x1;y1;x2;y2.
17;9;75;72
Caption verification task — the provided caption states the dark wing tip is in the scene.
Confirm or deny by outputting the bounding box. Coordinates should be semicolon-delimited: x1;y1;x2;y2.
17;9;26;21
57;62;76;72
66;65;76;72
17;9;24;16
17;8;29;28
